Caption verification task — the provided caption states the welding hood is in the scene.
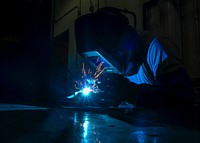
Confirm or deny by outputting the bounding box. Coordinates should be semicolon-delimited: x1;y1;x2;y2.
75;7;139;75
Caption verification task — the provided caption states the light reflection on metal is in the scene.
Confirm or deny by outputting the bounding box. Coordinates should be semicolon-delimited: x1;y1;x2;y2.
73;112;77;125
153;137;157;143
83;118;89;138
73;113;100;142
132;131;145;143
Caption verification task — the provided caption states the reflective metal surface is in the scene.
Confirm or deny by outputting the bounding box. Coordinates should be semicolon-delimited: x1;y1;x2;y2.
0;104;200;143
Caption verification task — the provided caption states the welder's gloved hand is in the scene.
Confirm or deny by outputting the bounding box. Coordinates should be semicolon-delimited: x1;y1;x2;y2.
98;73;138;107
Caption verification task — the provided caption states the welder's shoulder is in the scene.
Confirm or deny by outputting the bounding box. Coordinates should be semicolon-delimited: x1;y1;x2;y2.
156;36;181;57
146;35;184;79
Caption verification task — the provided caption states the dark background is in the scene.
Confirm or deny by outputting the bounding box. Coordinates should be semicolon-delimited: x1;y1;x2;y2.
0;0;54;106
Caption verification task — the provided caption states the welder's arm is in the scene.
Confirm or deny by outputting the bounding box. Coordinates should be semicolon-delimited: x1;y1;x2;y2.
125;83;173;107
98;73;136;106
97;73;171;105
98;72;194;108
126;79;195;108
98;73;168;106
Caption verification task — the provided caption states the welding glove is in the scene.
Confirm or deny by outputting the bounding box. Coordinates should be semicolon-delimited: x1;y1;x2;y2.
98;73;139;107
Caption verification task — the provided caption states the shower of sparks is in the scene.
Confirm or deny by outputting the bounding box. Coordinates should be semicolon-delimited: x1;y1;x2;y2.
73;58;106;96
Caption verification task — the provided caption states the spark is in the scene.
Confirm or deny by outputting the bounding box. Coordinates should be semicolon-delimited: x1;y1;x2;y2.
73;57;106;96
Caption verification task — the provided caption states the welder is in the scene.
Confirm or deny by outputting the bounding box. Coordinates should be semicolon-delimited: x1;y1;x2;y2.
98;31;195;108
75;7;195;108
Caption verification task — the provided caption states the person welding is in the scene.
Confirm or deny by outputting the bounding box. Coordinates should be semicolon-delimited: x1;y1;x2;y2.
75;7;195;108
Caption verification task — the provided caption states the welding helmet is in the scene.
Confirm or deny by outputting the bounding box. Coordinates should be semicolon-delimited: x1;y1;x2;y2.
75;7;141;76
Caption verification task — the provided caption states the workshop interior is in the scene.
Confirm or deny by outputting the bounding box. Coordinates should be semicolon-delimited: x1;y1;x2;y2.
1;0;200;142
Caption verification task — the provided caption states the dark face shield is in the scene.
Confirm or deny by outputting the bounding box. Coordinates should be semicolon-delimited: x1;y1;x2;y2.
75;7;141;76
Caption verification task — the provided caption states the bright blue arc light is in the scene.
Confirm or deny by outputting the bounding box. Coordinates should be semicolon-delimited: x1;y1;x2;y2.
82;87;92;96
